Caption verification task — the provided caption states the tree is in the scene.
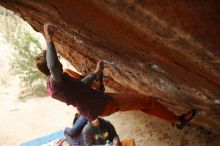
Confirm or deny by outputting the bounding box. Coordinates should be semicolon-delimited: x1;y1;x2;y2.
0;6;47;100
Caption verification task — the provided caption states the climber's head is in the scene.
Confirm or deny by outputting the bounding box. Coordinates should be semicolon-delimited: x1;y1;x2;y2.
35;50;50;76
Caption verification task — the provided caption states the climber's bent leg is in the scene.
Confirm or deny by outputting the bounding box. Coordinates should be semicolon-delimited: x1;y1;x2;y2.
140;98;179;124
101;93;179;124
64;68;83;79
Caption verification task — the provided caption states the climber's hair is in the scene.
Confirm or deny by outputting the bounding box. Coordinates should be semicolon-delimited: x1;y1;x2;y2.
35;50;50;76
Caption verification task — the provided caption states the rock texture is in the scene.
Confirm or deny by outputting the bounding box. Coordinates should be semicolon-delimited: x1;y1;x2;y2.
1;0;220;133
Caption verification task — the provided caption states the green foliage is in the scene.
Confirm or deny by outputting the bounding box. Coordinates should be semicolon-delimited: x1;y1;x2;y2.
10;27;47;100
0;6;47;100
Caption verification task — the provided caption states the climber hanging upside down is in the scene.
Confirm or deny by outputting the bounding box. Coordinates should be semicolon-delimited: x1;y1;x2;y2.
35;23;196;129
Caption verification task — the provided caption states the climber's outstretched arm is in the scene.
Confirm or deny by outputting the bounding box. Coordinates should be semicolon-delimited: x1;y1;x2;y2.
81;60;104;85
44;23;63;82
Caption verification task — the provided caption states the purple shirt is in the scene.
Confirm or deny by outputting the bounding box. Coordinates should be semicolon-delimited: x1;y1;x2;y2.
47;73;110;121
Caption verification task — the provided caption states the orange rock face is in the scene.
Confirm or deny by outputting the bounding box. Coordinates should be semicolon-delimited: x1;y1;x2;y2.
1;0;220;133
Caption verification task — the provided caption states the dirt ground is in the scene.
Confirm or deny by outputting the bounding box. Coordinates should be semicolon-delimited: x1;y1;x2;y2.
0;35;220;146
0;95;220;146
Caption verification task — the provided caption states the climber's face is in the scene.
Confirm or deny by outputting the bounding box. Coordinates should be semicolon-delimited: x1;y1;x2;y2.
35;50;50;76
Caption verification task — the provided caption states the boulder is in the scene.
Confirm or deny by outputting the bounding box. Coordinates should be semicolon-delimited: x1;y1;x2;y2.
1;0;220;133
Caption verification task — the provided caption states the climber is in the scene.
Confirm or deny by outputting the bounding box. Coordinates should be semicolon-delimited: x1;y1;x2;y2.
63;66;105;146
35;23;196;129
